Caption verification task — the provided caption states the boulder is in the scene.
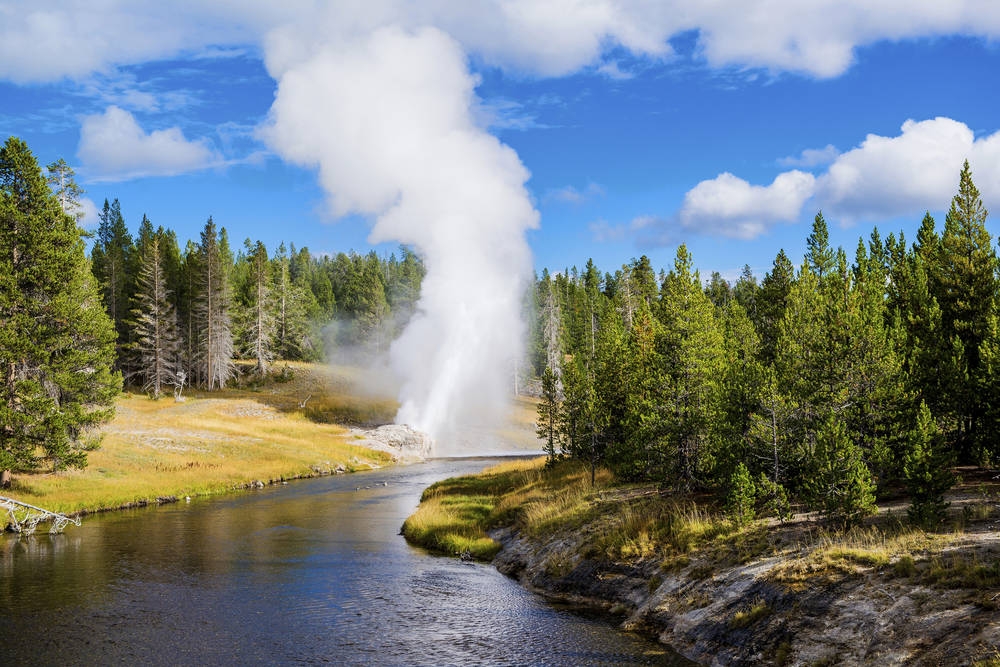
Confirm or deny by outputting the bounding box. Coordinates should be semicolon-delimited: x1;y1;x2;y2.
368;424;433;458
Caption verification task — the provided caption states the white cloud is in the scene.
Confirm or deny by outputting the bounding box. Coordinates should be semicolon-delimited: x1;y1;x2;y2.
77;106;220;181
546;182;605;205
654;117;1000;243
75;196;100;229
596;60;634;80
677;170;817;239
816;117;1000;221
474;97;552;131
590;213;660;242
3;2;1000;84
777;144;840;168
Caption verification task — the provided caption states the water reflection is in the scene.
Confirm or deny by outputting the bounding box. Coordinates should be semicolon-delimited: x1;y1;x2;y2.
1;459;683;665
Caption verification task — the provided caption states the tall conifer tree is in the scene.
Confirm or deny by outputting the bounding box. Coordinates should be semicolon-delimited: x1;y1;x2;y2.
0;138;120;479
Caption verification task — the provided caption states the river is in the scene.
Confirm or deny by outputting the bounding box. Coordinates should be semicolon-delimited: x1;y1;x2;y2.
1;457;683;665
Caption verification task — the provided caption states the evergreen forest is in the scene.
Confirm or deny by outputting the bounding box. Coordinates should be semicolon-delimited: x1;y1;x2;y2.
87;196;426;393
532;161;996;528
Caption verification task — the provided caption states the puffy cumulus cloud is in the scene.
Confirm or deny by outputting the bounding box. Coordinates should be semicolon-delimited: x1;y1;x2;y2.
658;117;1000;244
77;106;220;181
678;170;817;239
816;117;1000;221
259;26;538;448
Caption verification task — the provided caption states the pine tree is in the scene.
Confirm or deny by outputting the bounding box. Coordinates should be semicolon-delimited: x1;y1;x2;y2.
903;401;955;527
558;355;586;457
726;462;756;526
616;305;664;480
537;366;560;465
803;415;877;525
241;240;276;375
936;161;997;460
846;239;908;477
775;262;827;481
657;244;724;488
0;138;120;479
806;211;835;280
733;265;759;321
45;159;85;222
91;197;136;369
195;218;234;390
704;271;732;309
717;302;766;484
757;249;795;365
593;306;630;476
179;240;200;384
130;235;182;398
271;244;323;358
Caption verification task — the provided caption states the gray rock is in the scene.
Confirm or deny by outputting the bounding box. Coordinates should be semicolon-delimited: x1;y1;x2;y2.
348;424;434;461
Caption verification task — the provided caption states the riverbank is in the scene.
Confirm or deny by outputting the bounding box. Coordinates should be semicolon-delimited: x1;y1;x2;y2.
403;458;1000;665
2;362;401;517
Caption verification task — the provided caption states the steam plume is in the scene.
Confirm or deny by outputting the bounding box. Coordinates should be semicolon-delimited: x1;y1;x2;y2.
261;25;537;449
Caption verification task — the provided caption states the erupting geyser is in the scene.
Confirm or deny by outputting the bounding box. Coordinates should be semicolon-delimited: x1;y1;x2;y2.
262;26;538;452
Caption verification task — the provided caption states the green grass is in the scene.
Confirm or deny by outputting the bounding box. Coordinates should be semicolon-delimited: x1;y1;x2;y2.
403;456;747;564
403;457;613;559
730;598;771;628
924;553;1000;589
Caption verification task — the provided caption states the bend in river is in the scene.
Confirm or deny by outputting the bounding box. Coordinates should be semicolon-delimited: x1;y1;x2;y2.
1;458;685;665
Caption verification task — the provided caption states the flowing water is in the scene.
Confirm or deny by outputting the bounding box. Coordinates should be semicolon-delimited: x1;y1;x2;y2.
0;458;685;665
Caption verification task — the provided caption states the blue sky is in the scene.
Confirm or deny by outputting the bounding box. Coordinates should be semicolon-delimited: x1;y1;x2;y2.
2;6;1000;281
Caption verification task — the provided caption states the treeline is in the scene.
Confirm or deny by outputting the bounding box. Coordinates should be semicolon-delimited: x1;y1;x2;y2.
535;161;994;527
89;199;424;396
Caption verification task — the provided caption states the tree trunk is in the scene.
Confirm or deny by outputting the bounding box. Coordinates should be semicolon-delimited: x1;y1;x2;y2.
1;469;11;489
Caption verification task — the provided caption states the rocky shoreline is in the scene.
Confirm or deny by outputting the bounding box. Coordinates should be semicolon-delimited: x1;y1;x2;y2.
490;525;1000;665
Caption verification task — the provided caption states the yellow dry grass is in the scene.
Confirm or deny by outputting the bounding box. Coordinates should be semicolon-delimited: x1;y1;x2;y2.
3;363;394;515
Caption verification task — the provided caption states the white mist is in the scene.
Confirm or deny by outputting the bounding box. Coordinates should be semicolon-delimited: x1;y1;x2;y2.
261;25;537;452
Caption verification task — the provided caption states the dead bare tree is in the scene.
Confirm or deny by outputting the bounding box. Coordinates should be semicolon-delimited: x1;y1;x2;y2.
194;219;235;390
130;236;182;398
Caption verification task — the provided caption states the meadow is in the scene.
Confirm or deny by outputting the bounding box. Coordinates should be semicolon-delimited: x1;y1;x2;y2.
3;362;398;516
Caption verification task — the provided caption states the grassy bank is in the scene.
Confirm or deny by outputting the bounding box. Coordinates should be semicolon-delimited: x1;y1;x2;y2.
403;456;1000;586
3;362;397;516
402;457;747;561
403;457;616;559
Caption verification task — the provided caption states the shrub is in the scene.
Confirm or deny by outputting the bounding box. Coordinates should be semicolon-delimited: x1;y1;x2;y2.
726;463;756;526
730;598;771;628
